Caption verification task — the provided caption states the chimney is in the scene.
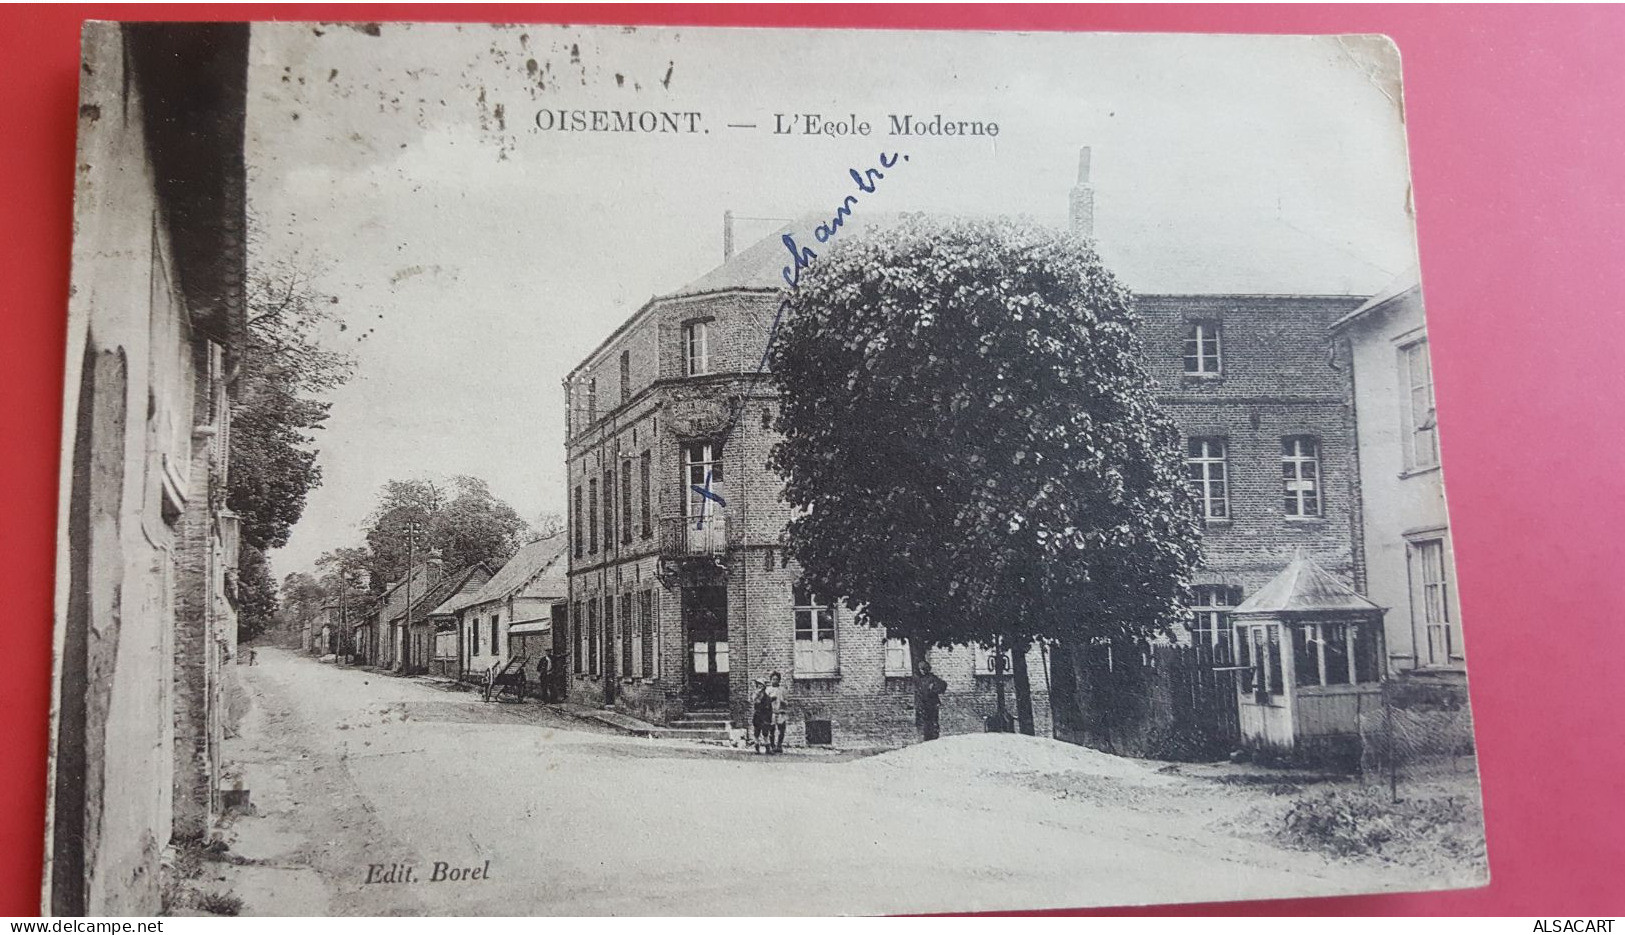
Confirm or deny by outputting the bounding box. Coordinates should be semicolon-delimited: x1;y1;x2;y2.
426;549;444;584
722;209;735;261
1069;146;1095;239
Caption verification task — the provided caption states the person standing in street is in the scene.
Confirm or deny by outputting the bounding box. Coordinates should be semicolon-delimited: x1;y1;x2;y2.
536;652;554;702
765;671;789;753
917;660;948;741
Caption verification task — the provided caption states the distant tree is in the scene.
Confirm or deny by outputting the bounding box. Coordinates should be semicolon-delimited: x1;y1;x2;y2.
362;475;529;588
529;510;566;541
236;545;280;642
768;216;1203;736
279;570;330;650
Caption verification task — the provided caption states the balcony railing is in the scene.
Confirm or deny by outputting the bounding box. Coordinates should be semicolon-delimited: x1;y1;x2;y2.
659;513;728;557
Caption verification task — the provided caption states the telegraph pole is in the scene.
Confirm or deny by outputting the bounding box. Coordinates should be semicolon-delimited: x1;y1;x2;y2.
401;520;424;673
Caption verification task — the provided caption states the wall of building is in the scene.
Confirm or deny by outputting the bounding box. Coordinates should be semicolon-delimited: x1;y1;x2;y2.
48;22;245;915
1139;294;1364;614
1339;291;1459;674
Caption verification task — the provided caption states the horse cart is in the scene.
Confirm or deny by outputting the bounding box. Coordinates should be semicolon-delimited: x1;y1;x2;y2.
483;655;528;703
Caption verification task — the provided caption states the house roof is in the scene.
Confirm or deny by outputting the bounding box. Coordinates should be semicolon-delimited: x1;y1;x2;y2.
1234;557;1383;616
432;536;567;616
411;563;491;625
377;560;444;625
1329;265;1422;332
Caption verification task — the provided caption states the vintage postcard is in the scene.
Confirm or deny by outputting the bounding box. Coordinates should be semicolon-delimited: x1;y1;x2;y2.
48;21;1485;916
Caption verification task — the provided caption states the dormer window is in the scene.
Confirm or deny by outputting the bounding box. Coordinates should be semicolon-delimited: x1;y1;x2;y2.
1183;321;1222;375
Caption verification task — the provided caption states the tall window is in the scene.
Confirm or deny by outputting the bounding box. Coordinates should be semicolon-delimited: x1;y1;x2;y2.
620;464;633;544
619;593;634;677
572;484;583;558
639;589;655;678
587;478;599;553
603;469;616;551
683;441;724;523
1409;538;1454;665
1183;321;1222;374
1282;436;1322;517
883;631;913;677
587;599;599;675
587;377;597;425
1399;340;1439;470
684;320;711;376
639;451;653;539
489;616;499;657
573;601;585;673
793;586;838;676
1237;624;1284;701
1189;585;1241;660
619;349;631;403
1186;438;1229;519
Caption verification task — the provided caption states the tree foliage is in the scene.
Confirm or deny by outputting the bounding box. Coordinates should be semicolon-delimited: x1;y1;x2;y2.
360;475;530;591
235;545;280;642
229;238;354;640
229;248;354;553
768;216;1202;683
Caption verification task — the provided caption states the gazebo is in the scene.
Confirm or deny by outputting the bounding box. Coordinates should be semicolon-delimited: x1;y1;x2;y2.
1231;557;1386;759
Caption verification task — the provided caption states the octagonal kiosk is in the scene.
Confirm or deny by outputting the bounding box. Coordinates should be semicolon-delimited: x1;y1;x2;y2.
1231;557;1386;763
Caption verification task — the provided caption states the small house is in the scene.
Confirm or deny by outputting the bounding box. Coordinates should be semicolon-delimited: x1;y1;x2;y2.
431;536;567;682
1231;557;1386;760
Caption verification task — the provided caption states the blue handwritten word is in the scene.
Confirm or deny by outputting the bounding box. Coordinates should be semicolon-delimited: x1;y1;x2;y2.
693;151;910;530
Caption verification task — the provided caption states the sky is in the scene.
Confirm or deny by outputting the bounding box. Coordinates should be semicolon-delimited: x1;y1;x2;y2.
246;23;1420;577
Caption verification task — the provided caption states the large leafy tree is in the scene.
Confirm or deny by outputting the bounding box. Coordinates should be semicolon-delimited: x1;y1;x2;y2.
768;216;1203;736
229;240;354;638
361;475;529;590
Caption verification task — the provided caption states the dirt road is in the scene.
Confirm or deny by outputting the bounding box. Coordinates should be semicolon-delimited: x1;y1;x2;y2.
214;647;1417;915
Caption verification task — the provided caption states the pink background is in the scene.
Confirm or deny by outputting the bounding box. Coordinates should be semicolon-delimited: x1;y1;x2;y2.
2;4;1620;916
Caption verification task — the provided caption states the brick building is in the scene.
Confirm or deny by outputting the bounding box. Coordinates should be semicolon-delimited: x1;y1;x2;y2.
560;148;1376;749
47;22;250;915
560;223;1050;749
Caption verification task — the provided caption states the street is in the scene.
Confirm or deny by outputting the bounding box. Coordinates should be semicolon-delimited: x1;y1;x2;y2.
214;647;1424;915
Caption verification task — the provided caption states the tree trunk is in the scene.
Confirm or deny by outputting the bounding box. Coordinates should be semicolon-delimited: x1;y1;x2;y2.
1012;639;1036;736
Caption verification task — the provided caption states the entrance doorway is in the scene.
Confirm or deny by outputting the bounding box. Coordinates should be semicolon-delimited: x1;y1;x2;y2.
683;585;729;706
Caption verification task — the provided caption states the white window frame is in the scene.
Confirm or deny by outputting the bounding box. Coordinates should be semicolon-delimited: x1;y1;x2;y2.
683;441;723;522
1282;436;1323;518
883;632;913;677
1186;437;1229;520
684;320;711;377
1409;537;1454;666
1183;321;1222;374
1188;585;1239;659
793;587;838;677
1399;339;1440;471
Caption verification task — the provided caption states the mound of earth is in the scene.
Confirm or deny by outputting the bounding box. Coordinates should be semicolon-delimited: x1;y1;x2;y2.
848;732;1178;785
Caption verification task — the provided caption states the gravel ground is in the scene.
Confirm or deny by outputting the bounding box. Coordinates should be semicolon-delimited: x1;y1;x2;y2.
209;647;1458;916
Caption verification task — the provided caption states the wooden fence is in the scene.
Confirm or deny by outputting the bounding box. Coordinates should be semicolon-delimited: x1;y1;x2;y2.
1051;641;1242;761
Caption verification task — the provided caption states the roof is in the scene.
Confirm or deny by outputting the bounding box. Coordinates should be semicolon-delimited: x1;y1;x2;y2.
1329;265;1422;332
411;563;492;625
377;560;444;625
433;536;567;616
1233;557;1383;616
